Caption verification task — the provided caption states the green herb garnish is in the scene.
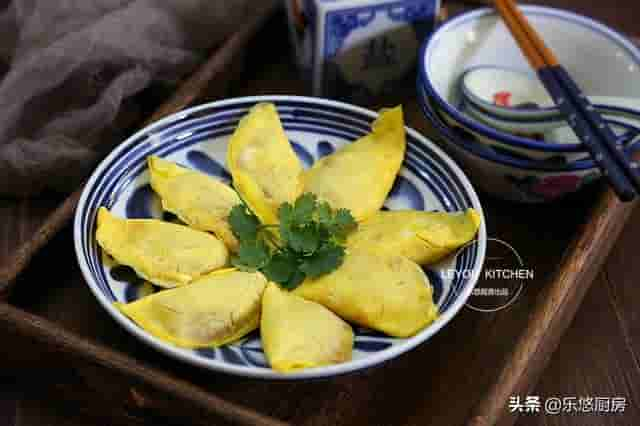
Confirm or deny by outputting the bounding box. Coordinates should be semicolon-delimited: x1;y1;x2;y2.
228;193;357;290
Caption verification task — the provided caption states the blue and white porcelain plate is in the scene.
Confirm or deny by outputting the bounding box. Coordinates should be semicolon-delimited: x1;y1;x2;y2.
74;96;486;380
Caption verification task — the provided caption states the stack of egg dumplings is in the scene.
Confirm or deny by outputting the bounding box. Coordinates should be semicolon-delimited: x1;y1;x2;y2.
97;103;481;373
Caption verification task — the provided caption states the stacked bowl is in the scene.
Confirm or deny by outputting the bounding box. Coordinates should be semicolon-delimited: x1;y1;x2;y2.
417;6;640;202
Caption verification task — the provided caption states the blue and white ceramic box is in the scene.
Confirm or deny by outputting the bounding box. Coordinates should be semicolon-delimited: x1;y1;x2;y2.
286;0;440;103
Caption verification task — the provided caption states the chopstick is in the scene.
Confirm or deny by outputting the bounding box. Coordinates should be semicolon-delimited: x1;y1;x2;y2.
494;0;640;201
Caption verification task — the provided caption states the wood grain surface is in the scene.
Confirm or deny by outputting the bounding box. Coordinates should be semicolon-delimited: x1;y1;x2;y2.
469;190;637;426
1;1;639;425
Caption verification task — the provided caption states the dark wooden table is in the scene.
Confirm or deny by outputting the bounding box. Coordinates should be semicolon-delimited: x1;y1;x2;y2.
1;1;639;425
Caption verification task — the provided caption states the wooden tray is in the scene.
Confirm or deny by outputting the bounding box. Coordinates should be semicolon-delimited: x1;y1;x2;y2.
1;4;637;426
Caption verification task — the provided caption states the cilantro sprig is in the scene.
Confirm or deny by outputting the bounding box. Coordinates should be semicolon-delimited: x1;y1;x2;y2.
228;193;357;290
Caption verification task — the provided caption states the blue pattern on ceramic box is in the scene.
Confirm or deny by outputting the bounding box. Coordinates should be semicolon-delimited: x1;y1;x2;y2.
289;0;439;102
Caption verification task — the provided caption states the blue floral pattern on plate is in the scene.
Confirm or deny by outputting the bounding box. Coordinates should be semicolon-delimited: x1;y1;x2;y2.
316;140;335;158
186;150;231;181
291;140;315;166
126;185;160;219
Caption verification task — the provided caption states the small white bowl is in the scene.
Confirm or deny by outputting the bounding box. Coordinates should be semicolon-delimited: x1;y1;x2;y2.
459;67;640;135
461;66;640;124
419;6;640;160
460;66;556;120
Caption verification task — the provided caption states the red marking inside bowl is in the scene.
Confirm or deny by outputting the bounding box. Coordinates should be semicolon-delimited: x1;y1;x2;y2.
493;91;512;107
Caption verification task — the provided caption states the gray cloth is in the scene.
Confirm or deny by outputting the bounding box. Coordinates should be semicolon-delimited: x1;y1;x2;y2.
0;0;250;197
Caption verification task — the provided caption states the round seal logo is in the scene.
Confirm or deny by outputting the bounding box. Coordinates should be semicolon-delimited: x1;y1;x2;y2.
445;238;533;312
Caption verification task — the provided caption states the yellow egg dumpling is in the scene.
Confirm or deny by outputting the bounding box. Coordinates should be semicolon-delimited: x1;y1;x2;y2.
96;207;228;288
227;103;304;224
294;248;438;338
302;106;406;221
148;156;241;252
261;283;353;373
115;269;267;348
347;209;481;265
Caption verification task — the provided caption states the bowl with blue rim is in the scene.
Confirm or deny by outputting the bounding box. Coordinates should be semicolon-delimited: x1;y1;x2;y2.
74;95;487;380
417;79;640;203
418;5;640;164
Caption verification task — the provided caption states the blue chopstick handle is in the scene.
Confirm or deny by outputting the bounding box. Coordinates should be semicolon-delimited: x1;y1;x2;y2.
538;67;637;201
552;65;640;187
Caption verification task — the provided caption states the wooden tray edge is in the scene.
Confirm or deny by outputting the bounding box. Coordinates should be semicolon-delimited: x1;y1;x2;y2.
461;28;640;426
466;190;637;426
0;0;278;298
1;3;636;424
0;302;288;426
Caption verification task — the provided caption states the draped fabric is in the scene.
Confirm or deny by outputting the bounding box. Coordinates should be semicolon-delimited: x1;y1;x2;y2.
0;0;250;196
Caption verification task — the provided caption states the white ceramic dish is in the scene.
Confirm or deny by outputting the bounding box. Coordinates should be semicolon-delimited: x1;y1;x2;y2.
74;96;487;380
